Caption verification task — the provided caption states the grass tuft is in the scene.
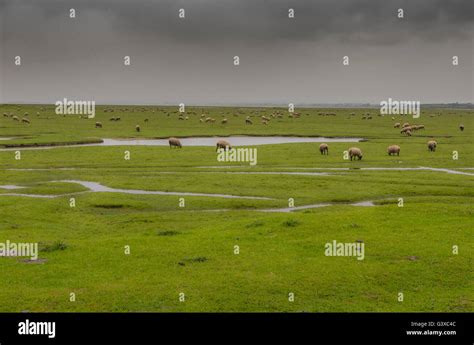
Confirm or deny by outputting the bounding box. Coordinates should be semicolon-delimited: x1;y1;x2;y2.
157;230;180;236
282;219;300;227
39;241;68;252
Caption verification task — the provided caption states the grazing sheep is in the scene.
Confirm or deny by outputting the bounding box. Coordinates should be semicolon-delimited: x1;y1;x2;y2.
394;123;401;128
21;118;30;124
216;140;231;151
401;126;412;135
205;117;215;123
460;124;464;131
262;120;268;125
406;130;412;136
221;118;228;124
417;124;424;130
348;147;363;161
261;115;270;121
95;122;102;128
136;125;140;132
12;116;19;121
402;122;410;128
387;145;400;156
319;143;329;155
144;118;149;122
3;113;8;118
169;137;182;148
427;140;437;152
246;118;253;125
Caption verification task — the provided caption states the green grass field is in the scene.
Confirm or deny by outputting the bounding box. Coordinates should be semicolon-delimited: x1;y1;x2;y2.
0;104;472;312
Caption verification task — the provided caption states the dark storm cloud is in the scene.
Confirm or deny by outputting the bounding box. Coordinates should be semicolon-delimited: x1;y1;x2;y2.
3;0;473;44
0;0;473;104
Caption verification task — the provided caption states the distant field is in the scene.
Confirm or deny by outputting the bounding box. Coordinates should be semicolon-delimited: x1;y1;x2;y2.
0;104;472;312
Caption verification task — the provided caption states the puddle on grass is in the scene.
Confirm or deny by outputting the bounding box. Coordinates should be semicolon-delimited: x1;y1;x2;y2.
0;193;78;199
0;185;26;190
194;166;474;176
158;171;332;176
56;180;274;200
98;136;363;147
259;200;375;212
19;258;48;264
0;180;380;212
0;136;364;150
0;181;272;200
0;180;378;211
6;168;77;171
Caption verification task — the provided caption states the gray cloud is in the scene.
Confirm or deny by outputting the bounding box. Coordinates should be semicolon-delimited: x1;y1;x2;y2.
1;0;473;104
3;0;473;45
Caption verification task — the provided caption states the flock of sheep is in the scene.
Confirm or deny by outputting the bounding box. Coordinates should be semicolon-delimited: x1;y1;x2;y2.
101;109;300;129
165;137;440;160
162;113;467;158
3;112;31;124
396;122;425;136
2;107;467;161
313;118;465;159
313;117;465;160
168;137;232;151
316;140;438;161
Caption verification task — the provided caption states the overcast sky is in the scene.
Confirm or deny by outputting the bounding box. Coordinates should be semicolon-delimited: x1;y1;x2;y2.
0;0;473;105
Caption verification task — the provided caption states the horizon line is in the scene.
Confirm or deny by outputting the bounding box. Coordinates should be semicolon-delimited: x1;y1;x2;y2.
1;101;473;109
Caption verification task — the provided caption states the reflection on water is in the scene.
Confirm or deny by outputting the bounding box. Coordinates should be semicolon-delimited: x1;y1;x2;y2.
100;136;363;147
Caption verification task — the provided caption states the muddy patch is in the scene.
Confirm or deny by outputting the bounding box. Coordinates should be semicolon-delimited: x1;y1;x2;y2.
157;230;181;236
407;256;420;261
19;258;48;264
93;204;125;209
178;256;208;266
